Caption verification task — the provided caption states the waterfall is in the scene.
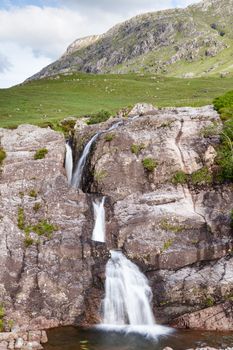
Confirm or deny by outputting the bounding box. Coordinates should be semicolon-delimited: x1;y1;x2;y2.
71;120;124;189
92;197;106;243
98;250;172;338
71;133;100;188
65;143;73;185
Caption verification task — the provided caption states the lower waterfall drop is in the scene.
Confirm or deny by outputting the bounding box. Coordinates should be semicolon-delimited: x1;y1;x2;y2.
99;250;172;338
92;197;106;243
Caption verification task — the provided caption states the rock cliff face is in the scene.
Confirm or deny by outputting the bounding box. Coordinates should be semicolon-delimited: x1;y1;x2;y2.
0;104;232;332
28;0;233;80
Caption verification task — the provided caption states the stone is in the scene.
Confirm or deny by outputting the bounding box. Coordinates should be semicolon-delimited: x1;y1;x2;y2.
24;341;43;349
8;340;15;350
40;331;48;344
15;337;24;349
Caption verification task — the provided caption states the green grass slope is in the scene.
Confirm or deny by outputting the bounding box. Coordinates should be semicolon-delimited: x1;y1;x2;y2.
1;73;233;128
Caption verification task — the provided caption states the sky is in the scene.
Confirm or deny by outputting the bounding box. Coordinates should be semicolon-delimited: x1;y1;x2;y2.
0;0;201;88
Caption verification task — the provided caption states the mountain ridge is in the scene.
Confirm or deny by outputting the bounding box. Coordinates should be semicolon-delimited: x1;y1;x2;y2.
28;0;233;80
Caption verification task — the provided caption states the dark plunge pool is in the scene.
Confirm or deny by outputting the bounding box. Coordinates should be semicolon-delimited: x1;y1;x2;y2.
44;326;233;350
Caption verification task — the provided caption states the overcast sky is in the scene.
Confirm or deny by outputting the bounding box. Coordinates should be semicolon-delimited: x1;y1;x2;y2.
0;0;201;88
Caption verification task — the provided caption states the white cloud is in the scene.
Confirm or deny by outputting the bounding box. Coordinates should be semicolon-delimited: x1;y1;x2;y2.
0;43;51;88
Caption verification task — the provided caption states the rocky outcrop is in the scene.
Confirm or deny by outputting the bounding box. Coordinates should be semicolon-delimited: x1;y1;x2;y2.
0;104;232;333
27;0;233;80
0;125;96;330
72;104;233;328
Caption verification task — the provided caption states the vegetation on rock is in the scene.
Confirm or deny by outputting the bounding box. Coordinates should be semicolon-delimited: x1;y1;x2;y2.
142;158;157;171
0;147;6;166
87;110;111;125
191;167;213;185
131;143;145;155
104;133;115;142
171;171;188;185
34;148;48;160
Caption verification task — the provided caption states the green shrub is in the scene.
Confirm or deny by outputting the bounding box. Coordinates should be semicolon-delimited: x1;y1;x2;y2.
8;320;14;331
171;171;188;185
142;158;157;171
162;239;173;252
0;147;6;166
205;297;214;307
0;304;5;318
59;119;76;136
0;319;4;332
33;203;41;212
17;207;25;230
191;167;213;185
160;219;186;233
104;133;115;142
25;220;58;238
87;110;111;125
94;170;108;182
29;189;37;198
213;90;233;122
24;235;34;247
131;143;145;155
34;148;48;160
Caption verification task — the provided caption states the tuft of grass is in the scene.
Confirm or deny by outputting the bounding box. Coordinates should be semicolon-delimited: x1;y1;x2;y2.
0;304;5;332
94;169;108;182
160;219;186;233
191;167;213;185
87;110;111;125
162;239;173;252
24;220;58;239
205;297;215;307
104;133;115;142
142;158;157;171
24;234;34;247
29;189;37;198
200;121;221;138
33;203;41;212
131;143;145;155
0;147;6;166
17;207;25;230
171;170;188;185
34;148;48;160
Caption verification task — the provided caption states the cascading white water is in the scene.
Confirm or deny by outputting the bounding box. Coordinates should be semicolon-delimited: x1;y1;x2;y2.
71;120;124;189
98;250;172;338
71;133;100;188
92;197;106;243
103;250;155;325
65;143;73;185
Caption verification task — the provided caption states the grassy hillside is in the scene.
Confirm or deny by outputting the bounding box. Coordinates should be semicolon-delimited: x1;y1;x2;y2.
1;73;233;129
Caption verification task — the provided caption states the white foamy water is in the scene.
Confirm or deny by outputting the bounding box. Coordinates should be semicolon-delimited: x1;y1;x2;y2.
71;133;100;188
65;143;73;185
92;197;106;243
99;250;173;339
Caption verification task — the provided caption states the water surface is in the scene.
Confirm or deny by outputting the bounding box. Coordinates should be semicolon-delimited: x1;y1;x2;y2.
44;326;233;350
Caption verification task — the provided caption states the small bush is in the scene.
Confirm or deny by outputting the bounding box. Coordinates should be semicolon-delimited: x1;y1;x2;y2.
0;147;6;166
191;167;213;185
87;110;111;125
34;148;48;160
142;158;157;171
172;171;188;185
17;207;25;230
0;304;5;318
0;319;4;332
29;189;37;198
33;203;41;212
24;235;34;247
162;239;173;252
131;143;145;155
160;219;185;233
94;170;108;182
205;297;214;307
25;220;58;238
104;133;115;142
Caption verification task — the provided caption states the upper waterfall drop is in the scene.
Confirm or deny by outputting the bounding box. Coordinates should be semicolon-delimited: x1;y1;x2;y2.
92;197;106;243
71;132;100;188
99;250;172;338
65;142;73;185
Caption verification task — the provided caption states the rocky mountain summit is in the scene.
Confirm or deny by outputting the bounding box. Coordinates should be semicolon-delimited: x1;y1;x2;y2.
0;104;232;334
29;0;233;80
